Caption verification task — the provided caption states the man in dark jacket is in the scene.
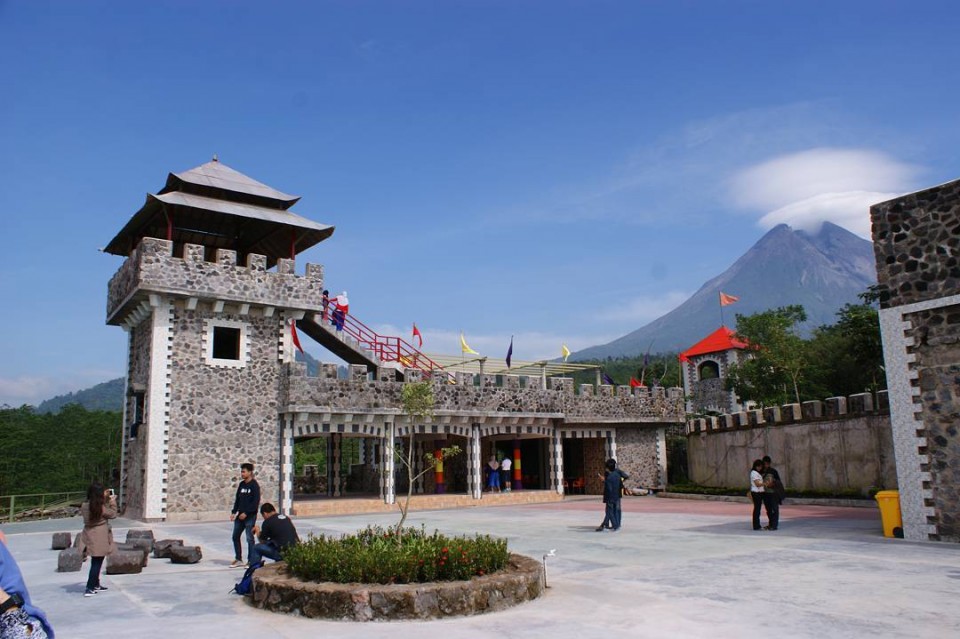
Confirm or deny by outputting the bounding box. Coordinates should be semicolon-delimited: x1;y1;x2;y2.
761;455;784;531
602;459;630;532
250;503;300;565
230;463;261;568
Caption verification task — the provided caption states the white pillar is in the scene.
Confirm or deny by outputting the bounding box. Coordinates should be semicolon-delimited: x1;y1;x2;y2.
383;422;396;504
280;416;295;513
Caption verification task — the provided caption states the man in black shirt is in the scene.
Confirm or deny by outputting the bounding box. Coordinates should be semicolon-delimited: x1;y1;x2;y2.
761;455;784;531
230;463;261;568
250;503;300;566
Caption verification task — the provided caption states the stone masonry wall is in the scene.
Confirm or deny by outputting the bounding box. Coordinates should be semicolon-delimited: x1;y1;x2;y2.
121;317;153;519
107;238;325;323
164;302;281;519
871;179;960;309
904;304;960;541
872;178;960;541
616;427;663;489
284;369;685;423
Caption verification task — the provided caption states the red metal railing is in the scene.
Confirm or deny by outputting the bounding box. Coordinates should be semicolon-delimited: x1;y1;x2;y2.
325;308;450;380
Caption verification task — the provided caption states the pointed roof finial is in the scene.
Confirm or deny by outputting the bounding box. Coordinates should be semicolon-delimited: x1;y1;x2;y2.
212;154;218;162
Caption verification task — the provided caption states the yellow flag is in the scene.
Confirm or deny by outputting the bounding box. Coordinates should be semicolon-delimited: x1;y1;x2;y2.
460;332;479;355
561;344;571;362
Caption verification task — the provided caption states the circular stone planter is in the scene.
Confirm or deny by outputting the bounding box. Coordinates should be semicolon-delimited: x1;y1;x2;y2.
250;553;544;621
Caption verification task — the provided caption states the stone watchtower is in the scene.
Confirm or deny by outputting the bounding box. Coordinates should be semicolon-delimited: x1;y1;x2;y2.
679;326;749;414
104;160;333;521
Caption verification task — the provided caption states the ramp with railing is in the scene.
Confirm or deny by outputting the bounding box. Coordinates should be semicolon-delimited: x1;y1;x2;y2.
297;310;448;380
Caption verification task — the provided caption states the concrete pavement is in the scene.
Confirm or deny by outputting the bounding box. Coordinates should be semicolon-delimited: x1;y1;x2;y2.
2;496;958;638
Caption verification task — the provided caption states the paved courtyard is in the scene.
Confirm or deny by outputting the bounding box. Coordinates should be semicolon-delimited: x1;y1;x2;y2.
3;496;959;638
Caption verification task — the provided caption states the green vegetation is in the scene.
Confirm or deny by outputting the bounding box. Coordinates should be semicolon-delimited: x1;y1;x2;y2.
726;293;885;407
283;525;509;584
0;405;122;496
571;353;683;388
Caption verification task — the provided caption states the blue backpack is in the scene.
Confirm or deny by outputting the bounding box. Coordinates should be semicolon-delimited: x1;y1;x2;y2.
231;561;263;595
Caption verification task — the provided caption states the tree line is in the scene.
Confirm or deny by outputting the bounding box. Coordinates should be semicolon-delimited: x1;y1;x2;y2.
0;404;122;496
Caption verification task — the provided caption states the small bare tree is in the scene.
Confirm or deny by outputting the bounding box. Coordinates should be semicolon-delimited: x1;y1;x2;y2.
396;382;461;538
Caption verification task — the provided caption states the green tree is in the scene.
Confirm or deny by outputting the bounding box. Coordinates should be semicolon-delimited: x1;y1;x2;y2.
725;305;808;406
395;382;460;537
805;302;885;397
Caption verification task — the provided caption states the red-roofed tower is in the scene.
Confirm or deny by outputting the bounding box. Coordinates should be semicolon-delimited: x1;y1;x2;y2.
679;326;749;413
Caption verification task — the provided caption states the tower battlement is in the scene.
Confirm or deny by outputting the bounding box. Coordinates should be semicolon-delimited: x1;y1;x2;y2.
107;236;324;325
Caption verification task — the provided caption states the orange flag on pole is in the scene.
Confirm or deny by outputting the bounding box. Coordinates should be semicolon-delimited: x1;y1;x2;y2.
719;292;740;306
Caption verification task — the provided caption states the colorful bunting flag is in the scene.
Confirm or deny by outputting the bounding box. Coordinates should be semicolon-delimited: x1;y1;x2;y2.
460;332;479;355
561;344;571;362
290;319;304;354
412;323;423;348
719;291;740;306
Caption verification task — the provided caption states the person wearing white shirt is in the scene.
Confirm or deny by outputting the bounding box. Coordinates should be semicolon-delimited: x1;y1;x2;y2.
500;456;512;492
749;459;766;531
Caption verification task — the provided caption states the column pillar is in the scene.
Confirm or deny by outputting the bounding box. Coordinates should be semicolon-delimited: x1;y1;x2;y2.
279;416;295;513
382;422;396;505
513;438;523;490
550;428;564;494
469;424;482;499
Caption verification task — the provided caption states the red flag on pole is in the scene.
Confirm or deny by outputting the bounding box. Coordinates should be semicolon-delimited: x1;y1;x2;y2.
412;323;423;348
290;319;304;354
629;377;644;388
719;292;740;306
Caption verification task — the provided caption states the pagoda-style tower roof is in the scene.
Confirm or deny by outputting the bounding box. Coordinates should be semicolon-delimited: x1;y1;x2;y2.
104;159;334;264
679;326;749;361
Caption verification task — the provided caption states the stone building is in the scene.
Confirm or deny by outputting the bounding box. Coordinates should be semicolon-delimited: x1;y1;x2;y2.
104;160;685;522
871;178;960;542
680;326;749;414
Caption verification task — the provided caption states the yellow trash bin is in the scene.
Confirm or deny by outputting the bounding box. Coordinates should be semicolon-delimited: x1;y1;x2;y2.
874;490;902;538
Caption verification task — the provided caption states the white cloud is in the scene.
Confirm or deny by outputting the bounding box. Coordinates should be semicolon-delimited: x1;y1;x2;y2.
0;369;122;408
730;148;919;238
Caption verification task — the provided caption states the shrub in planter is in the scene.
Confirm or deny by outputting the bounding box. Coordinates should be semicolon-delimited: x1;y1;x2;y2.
283;525;508;585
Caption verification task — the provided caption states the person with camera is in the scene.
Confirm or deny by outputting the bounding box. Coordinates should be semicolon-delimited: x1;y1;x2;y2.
79;482;117;597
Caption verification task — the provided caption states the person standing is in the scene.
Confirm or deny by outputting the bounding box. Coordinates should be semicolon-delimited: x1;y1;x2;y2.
321;289;330;324
761;455;783;531
0;530;54;637
602;459;629;531
500;455;512;492
486;455;500;493
749;459;766;531
79;482;117;597
230;463;261;568
249;503;300;566
332;291;349;334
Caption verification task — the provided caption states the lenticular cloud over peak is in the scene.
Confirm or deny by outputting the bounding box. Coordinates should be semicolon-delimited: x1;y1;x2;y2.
730;148;919;238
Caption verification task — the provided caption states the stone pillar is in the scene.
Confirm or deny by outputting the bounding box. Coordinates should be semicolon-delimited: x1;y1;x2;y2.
382;423;396;505
280;416;294;514
468;424;482;499
655;427;667;489
433;440;446;494
550;429;564;494
605;429;617;464
414;439;425;494
330;433;342;497
144;297;172;521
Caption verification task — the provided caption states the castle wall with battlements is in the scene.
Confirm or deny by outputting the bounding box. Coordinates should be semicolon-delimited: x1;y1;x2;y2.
685;392;895;493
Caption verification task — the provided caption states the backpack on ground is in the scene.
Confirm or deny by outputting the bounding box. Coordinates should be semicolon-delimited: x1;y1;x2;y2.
230;561;263;595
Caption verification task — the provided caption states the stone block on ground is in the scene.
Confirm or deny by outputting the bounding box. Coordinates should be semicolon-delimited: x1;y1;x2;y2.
116;543;149;567
125;529;156;551
106;550;144;575
154;539;184;559
126;536;154;556
51;532;72;550
57;548;83;572
169;545;202;564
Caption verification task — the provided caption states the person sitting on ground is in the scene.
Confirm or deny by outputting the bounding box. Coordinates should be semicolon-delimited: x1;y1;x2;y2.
249;503;300;566
0;530;54;638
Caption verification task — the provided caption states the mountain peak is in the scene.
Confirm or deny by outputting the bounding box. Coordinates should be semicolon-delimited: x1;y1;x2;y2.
572;224;877;359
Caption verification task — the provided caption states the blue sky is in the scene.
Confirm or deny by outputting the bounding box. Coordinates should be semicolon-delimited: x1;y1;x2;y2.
2;1;959;406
